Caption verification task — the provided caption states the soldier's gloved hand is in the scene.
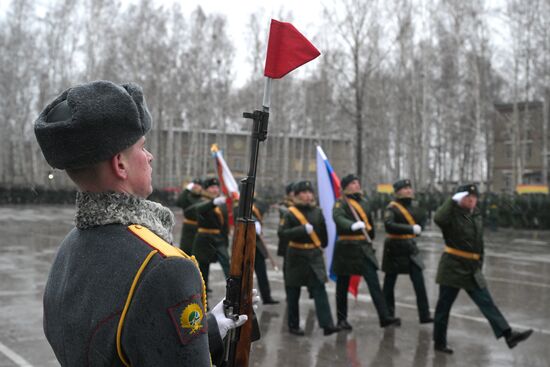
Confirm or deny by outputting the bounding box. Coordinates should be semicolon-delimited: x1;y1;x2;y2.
255;221;262;235
452;191;469;203
213;196;226;206
186;182;194;190
304;223;314;234
211;299;248;339
351;221;366;231
412;224;422;235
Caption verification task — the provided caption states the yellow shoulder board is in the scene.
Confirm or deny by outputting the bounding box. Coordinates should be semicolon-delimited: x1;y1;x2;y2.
128;224;186;258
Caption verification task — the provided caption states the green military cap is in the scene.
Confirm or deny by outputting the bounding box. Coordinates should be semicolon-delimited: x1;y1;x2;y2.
456;183;479;196
203;177;220;188
285;182;295;195
341;174;360;190
293;180;314;194
393;179;412;192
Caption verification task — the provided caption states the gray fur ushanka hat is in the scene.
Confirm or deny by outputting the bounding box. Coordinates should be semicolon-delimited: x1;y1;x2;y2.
34;80;152;170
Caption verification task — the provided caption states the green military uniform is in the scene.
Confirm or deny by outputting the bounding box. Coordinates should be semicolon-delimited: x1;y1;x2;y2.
433;184;520;352
277;183;295;258
332;189;398;328
176;185;205;254
252;203;278;304
277;181;338;335
192;196;229;290
381;180;431;323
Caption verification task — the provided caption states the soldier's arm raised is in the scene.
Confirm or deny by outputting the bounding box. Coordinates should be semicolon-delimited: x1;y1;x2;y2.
434;198;454;229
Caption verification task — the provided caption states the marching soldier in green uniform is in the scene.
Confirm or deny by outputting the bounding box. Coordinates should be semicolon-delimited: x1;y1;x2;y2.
382;179;433;324
278;180;340;336
433;184;533;354
252;201;279;304
176;178;204;254
277;182;295;260
192;177;230;290
332;174;401;330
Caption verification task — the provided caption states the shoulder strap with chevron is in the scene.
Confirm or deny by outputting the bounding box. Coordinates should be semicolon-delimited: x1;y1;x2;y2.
116;225;208;367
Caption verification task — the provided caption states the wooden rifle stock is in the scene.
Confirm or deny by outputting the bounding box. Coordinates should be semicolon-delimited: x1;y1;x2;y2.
223;219;258;367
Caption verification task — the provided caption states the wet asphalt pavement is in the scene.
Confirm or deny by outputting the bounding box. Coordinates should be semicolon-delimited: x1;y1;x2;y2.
0;205;549;367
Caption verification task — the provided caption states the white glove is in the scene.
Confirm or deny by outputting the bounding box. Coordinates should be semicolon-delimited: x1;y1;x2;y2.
255;221;262;235
186;182;194;190
211;299;248;340
213;196;226;206
452;191;469;203
351;221;366;231
412;224;422;235
304;223;314;234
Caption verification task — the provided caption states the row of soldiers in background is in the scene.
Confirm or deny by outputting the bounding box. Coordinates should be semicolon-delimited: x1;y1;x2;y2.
175;177;279;306
2;184;549;231
370;190;550;230
276;177;532;352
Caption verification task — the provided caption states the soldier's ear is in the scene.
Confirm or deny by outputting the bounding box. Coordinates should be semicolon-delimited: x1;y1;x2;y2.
110;152;129;180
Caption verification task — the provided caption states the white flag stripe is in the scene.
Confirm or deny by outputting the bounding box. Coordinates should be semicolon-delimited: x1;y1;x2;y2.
316;146;337;280
216;151;239;195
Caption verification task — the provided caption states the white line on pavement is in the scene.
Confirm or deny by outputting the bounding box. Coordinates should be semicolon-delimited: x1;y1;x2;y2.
0;342;34;367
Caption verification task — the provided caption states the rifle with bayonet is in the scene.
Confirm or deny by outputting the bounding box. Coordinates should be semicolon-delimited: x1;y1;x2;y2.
222;108;269;367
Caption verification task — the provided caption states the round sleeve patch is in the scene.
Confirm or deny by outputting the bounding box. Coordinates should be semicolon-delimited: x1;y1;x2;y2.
167;294;207;345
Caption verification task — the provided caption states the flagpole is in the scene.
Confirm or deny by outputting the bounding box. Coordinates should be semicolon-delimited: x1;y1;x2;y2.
262;77;272;112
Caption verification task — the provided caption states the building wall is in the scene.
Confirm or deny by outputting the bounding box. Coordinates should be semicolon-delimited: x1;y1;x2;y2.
492;102;549;192
155;128;352;196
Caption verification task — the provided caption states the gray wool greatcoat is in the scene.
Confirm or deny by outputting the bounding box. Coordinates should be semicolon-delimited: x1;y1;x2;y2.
43;223;223;366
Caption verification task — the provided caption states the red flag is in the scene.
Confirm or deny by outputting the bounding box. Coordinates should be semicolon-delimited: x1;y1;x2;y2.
264;19;320;79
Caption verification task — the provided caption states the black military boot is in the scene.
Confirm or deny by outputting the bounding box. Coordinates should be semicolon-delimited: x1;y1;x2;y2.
434;344;453;354
337;319;353;331
323;325;341;336
505;329;533;349
380;317;401;328
420;317;434;324
289;327;305;336
263;298;280;305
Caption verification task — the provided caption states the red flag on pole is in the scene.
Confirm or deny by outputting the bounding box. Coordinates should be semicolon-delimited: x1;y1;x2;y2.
264;19;321;79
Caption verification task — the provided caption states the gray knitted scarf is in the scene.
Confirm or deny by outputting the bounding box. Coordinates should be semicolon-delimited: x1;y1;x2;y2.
75;191;175;243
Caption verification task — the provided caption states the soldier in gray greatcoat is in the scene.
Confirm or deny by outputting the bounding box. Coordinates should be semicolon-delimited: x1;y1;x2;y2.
34;80;254;366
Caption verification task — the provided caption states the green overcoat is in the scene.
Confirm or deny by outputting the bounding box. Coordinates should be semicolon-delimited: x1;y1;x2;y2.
332;193;378;274
278;203;328;287
434;198;486;290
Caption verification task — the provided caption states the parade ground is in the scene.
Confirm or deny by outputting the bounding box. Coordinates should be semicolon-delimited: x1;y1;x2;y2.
0;205;549;367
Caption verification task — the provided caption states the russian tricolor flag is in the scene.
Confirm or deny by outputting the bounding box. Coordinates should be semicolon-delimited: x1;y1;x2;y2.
316;145;340;281
316;145;361;296
211;144;240;226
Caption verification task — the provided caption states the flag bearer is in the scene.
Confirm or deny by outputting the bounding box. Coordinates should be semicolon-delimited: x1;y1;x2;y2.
176;178;204;254
332;174;401;330
192;177;230;290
